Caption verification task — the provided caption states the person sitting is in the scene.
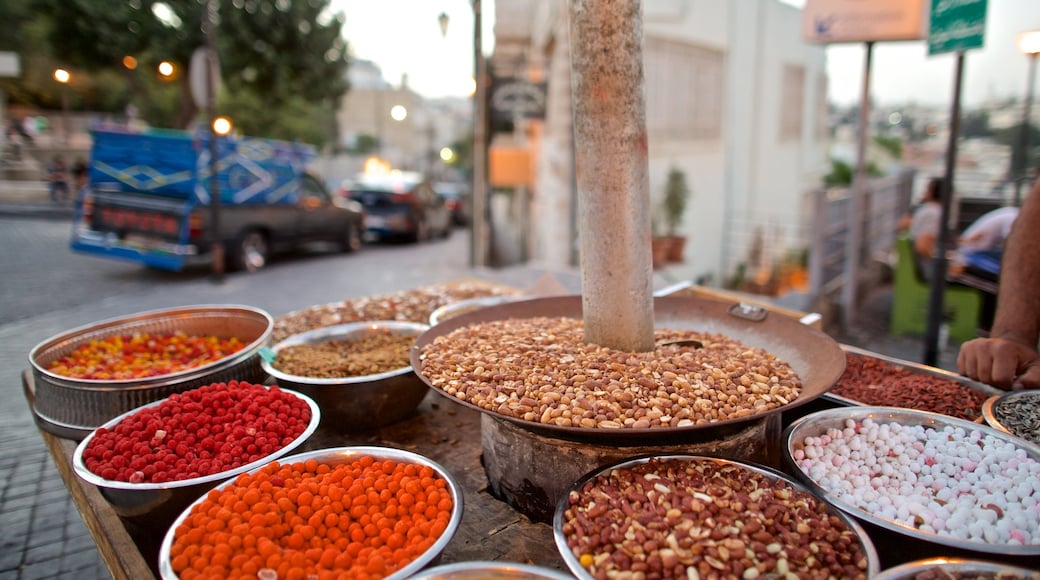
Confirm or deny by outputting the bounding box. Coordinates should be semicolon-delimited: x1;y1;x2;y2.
906;177;944;280
953;205;1019;279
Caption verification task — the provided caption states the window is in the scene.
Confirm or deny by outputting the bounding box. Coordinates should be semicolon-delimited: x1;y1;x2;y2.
644;38;725;141
780;65;805;141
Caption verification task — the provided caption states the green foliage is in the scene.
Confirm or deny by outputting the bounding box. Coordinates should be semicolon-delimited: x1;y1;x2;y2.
661;167;690;236
961;110;992;138
8;0;350;146
993;122;1040;177
873;135;903;159
824;158;883;186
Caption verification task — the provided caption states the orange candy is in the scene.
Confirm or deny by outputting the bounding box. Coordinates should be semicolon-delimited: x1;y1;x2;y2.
169;456;454;580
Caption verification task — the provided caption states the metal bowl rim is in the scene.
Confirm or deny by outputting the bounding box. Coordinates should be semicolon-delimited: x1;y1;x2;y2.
157;445;465;580
72;385;320;491
872;557;1040;580
981;390;1040;439
262;320;429;384
428;295;527;326
28;304;274;386
551;453;880;579
409;561;574;580
782;405;1040;555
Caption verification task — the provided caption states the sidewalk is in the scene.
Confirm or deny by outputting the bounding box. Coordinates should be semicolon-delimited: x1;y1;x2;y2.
0;180;75;219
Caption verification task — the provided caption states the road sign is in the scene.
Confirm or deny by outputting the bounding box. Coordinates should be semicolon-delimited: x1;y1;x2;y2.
928;0;987;55
802;0;928;44
489;77;547;123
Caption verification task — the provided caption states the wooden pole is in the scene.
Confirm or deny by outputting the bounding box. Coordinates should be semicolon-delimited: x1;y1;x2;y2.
568;0;654;352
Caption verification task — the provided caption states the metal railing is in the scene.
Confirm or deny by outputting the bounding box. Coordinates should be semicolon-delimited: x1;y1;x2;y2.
807;169;915;327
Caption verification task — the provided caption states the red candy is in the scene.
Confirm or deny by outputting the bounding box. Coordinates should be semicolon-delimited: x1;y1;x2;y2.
81;381;311;483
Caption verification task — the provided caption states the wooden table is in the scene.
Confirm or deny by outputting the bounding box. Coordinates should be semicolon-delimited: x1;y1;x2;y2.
23;369;566;580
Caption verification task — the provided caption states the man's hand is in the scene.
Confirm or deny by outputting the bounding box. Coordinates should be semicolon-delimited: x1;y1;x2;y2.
958;337;1040;390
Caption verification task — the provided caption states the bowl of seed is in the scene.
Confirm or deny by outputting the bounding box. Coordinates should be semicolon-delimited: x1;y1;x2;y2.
261;321;430;431
982;390;1040;448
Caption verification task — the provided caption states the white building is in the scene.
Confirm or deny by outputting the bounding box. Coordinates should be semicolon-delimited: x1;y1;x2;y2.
496;0;830;287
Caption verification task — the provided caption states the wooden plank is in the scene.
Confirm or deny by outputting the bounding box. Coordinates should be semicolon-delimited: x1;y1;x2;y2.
23;369;567;578
23;369;158;580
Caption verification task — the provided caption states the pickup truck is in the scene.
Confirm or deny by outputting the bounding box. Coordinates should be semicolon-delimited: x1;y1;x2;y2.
70;127;365;272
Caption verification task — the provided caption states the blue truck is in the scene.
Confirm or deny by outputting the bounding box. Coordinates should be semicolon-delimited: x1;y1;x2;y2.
71;127;364;272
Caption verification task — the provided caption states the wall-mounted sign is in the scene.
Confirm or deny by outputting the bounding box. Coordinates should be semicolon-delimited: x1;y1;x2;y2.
928;0;987;55
802;0;929;44
490;77;547;123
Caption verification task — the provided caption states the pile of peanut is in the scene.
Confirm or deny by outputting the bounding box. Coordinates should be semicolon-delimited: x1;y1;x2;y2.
272;283;521;343
561;457;870;579
418;317;802;429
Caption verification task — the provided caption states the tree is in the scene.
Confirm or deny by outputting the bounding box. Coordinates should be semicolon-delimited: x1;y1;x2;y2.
22;0;350;146
994;122;1040;179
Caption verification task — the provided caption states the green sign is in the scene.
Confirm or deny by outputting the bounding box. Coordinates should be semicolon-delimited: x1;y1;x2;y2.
928;0;987;55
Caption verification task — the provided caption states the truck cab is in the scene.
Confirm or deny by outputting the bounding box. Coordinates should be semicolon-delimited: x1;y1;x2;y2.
71;127;365;272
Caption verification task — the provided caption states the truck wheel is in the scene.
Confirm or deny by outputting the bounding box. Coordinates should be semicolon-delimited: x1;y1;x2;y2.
231;230;268;272
341;222;362;253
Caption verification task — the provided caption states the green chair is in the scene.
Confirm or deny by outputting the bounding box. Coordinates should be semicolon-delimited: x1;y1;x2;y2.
890;237;982;343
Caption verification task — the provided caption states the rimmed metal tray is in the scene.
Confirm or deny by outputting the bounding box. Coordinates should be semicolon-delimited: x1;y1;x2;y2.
783;406;1040;557
157;446;465;580
552;454;881;579
411;294;846;441
29;304;273;439
982;390;1040;447
825;345;1002;411
873;557;1040;579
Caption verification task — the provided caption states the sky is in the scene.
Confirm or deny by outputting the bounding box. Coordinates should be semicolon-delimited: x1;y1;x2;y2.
331;0;1040;108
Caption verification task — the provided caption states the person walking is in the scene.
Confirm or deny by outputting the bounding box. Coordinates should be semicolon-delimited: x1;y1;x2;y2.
47;156;70;203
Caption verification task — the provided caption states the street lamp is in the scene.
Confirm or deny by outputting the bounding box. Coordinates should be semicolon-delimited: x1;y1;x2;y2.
53;68;70;144
1014;30;1040;205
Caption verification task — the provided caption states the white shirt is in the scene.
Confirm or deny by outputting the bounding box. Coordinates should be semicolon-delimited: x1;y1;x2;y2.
959;206;1019;253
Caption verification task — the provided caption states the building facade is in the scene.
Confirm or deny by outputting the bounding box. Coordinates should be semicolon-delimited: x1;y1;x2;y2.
494;0;830;287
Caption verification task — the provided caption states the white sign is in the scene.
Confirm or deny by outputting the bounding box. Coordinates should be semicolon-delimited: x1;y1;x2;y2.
190;47;221;109
0;52;20;77
802;0;929;44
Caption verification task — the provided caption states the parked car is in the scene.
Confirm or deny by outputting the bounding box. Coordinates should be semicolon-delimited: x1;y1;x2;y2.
435;181;470;226
339;172;452;242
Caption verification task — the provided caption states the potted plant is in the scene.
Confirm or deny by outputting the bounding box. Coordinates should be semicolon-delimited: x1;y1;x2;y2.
661;167;690;263
650;210;671;269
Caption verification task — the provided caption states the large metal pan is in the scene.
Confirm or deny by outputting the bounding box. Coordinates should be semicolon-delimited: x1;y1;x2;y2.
410;295;845;441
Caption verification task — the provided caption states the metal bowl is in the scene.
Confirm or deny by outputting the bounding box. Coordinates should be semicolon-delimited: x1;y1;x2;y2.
783;406;1040;557
29;304;273;439
262;321;430;431
412;295;846;441
552;454;880;579
410;562;574;580
157;446;465;580
982;390;1040;447
428;295;525;326
873;557;1040;579
72;384;319;525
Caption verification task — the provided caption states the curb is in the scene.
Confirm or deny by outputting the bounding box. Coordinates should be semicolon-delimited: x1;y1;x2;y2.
0;203;75;219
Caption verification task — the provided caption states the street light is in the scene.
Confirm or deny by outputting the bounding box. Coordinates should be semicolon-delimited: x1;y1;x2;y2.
52;68;70;144
1014;30;1040;205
